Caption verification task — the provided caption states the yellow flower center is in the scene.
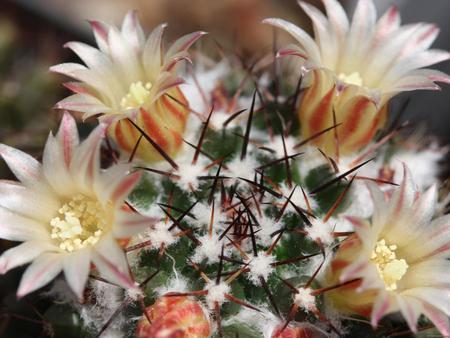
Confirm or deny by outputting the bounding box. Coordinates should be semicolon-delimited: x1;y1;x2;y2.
338;72;363;86
120;81;152;109
50;194;108;252
371;239;408;291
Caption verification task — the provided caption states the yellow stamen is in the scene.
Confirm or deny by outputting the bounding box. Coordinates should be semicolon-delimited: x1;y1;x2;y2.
120;81;152;109
338;72;363;87
50;194;108;252
371;239;408;291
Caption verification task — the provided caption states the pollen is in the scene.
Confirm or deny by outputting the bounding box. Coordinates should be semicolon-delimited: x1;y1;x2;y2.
50;194;108;252
338;71;363;87
371;239;409;291
120;81;152;109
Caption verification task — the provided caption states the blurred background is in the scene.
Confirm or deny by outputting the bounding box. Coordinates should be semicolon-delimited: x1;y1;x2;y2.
0;0;449;336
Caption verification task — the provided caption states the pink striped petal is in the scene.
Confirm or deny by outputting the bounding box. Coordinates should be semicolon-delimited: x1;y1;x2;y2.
0;208;49;241
164;31;207;62
371;292;392;327
395;296;422;332
92;234;136;289
70;123;106;191
121;10;145;52
88;20;110;54
55;94;112;119
0;180;58;222
0;241;56;274
263;18;321;63
63;249;91;300
143;23;167;78
422;304;450;337
17;253;63;298
322;0;349;41
0;144;46;190
374;6;400;42
113;210;156;238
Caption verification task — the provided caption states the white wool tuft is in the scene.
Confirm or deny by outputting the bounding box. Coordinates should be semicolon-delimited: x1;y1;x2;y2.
344;181;374;218
192;201;227;233
297;147;328;177
192;233;227;264
155;276;189;297
175;161;205;191
226;155;259;181
147;222;178;249
267;135;298;159
294;287;316;312
305;219;334;245
279;183;318;212
392;150;443;189
256;215;282;247
205;281;230;308
79;280;125;334
246;253;276;285
209;110;244;130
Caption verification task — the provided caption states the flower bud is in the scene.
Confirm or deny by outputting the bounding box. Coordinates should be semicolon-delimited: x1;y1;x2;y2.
136;295;211;338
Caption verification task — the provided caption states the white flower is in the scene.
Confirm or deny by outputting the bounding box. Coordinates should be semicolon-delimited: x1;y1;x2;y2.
264;0;450;156
51;11;205;121
0;113;154;299
327;165;450;335
51;11;205;163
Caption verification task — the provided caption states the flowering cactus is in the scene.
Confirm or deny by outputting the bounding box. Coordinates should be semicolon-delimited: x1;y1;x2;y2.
264;0;450;156
0;4;449;338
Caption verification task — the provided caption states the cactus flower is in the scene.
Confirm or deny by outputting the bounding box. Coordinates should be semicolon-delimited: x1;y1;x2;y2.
325;166;450;335
51;11;205;162
0;113;154;299
264;0;450;156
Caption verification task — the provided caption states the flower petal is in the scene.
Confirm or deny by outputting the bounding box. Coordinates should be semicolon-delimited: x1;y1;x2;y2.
0;144;46;191
17;253;63;298
0;207;49;241
89;20;110;54
322;0;349;42
0;180;58;222
403;287;450;317
263;18;321;63
63;249;91;300
121;10;145;52
92;234;136;289
0;241;56;274
371;291;394;327
143;23;167;79
395;295;422;332
164;31;206;62
70;123;106;192
422;304;450;337
55;94;113;120
113;210;156;238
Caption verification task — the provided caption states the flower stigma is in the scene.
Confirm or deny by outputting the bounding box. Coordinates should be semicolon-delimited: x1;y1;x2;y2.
120;81;153;109
371;239;408;291
50;194;108;252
